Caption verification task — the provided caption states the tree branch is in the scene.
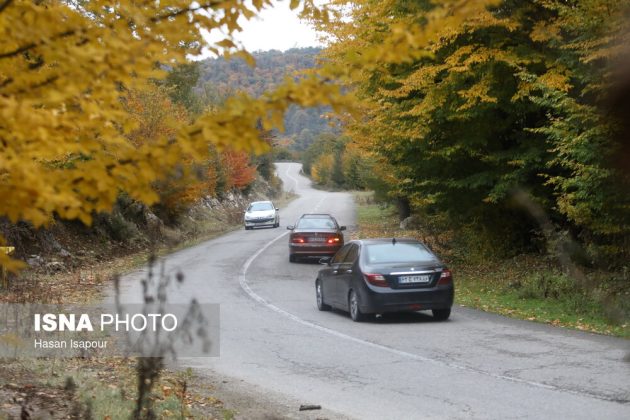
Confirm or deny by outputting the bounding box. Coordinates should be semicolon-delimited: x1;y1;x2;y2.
14;75;59;94
0;0;13;14
150;1;222;23
0;42;36;59
0;30;75;60
0;77;13;89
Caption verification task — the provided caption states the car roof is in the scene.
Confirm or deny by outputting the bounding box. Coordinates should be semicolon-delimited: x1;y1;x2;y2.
351;238;422;246
249;201;273;205
300;213;334;219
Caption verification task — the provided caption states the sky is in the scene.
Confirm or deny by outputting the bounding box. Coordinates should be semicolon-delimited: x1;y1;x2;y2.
200;2;324;56
236;3;323;52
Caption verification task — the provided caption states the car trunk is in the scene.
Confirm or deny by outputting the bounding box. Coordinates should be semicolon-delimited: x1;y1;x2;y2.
365;262;443;289
291;229;341;244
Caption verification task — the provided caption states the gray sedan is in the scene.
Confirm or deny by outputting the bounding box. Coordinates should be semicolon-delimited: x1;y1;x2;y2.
315;238;454;322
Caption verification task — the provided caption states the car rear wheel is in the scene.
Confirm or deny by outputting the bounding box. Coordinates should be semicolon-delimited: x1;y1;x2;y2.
316;280;331;311
245;226;252;230
289;254;297;263
432;308;451;321
349;290;368;322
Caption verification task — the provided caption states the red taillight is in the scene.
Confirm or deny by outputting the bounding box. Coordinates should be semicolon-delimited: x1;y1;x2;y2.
364;273;389;287
437;269;452;285
291;236;305;243
326;236;341;244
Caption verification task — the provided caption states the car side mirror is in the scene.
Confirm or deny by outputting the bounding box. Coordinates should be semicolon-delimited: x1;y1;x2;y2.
340;226;347;231
319;257;331;265
287;225;294;230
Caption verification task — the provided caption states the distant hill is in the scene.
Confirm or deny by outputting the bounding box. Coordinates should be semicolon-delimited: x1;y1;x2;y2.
197;48;336;151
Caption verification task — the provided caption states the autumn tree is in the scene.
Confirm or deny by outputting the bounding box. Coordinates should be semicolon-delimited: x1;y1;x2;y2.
124;85;211;223
0;0;351;269
316;0;630;263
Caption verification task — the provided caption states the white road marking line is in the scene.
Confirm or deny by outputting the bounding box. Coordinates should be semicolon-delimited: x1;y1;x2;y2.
238;233;626;405
313;196;325;212
284;163;299;192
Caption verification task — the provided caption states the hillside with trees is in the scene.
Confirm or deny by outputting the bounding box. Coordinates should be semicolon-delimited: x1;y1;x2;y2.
197;48;336;151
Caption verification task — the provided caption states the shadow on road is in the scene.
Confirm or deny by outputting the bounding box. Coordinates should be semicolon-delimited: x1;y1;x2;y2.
374;311;442;324
291;258;328;265
326;309;446;324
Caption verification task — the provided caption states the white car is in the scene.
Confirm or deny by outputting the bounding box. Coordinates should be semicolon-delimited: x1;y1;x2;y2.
244;201;280;230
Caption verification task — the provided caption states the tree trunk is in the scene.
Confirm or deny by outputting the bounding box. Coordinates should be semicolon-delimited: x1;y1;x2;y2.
396;196;411;222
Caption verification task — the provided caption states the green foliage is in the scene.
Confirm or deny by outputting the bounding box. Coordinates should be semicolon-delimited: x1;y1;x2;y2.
162;63;203;115
355;193;629;337
271;146;296;161
514;272;580;301
321;0;630;265
302;133;374;190
254;152;275;182
103;212;142;243
302;133;339;175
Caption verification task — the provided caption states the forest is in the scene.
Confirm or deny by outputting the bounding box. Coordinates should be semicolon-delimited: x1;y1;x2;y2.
197;48;336;151
307;0;629;269
0;0;627;306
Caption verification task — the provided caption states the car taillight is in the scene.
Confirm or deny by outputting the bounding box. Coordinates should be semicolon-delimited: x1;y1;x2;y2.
364;273;389;287
291;236;305;243
327;236;341;244
437;269;452;285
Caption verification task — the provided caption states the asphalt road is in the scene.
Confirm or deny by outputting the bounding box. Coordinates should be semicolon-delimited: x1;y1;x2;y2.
114;162;630;419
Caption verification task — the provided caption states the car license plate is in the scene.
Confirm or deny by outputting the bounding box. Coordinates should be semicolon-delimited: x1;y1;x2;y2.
398;275;431;284
309;237;326;242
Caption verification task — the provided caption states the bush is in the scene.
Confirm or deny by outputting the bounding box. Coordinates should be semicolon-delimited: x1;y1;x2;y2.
97;211;142;244
515;272;577;300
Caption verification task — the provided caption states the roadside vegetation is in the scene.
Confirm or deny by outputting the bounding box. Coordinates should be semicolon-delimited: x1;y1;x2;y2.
0;355;239;418
0;182;294;418
0;46;294;419
305;0;630;338
2;0;629;418
354;192;629;338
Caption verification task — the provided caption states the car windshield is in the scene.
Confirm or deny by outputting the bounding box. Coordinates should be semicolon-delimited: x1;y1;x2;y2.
296;218;336;229
363;242;435;264
248;202;273;212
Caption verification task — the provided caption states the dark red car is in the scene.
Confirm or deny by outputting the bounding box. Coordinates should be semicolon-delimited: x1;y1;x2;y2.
287;214;346;262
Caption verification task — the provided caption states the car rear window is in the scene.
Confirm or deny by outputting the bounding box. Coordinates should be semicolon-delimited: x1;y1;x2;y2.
297;218;336;229
363;243;435;264
249;202;273;211
343;244;359;263
332;244;351;264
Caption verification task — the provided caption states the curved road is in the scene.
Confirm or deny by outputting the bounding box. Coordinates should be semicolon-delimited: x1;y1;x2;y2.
115;162;629;419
